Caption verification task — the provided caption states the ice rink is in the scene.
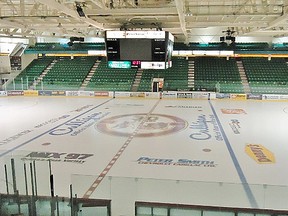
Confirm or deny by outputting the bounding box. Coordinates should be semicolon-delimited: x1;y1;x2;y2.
1;96;288;213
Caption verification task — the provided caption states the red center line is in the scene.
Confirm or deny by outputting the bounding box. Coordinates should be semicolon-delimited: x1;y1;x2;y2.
83;99;161;198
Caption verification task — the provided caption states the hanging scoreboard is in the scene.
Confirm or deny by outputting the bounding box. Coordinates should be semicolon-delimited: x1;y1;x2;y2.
105;30;174;69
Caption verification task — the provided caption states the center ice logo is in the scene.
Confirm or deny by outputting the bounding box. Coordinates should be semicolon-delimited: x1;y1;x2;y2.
96;114;187;137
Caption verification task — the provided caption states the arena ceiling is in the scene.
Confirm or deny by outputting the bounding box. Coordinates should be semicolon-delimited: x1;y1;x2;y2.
0;0;287;42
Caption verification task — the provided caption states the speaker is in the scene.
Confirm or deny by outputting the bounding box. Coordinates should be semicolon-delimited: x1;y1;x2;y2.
76;5;85;17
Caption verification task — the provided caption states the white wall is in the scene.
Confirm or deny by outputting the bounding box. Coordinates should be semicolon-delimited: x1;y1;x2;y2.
0;56;11;73
235;36;273;43
0;37;29;54
272;36;288;44
21;54;37;71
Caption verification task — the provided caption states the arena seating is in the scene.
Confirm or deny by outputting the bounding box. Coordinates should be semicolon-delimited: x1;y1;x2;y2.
7;54;288;94
138;57;188;91
85;59;137;91
231;42;269;50
194;57;243;93
40;57;96;90
6;57;53;90
25;42;105;54
173;42;228;50
242;57;288;94
173;42;269;51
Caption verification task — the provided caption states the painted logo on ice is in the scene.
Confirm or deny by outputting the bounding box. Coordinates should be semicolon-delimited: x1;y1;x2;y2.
245;144;275;164
96;114;187;137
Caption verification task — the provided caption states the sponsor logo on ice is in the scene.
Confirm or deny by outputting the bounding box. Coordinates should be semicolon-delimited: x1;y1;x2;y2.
245;144;275;164
221;109;247;114
22;151;94;164
229;119;240;134
189;114;223;141
137;157;216;167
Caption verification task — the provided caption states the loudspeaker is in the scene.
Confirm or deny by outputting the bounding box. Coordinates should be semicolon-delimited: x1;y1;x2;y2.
76;5;85;17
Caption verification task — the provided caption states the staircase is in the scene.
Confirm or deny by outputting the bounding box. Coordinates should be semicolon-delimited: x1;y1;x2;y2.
236;59;251;94
187;59;195;90
30;59;57;90
131;69;143;92
79;60;100;90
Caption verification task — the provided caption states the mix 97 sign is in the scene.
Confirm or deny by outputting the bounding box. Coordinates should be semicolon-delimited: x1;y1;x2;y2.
22;151;94;164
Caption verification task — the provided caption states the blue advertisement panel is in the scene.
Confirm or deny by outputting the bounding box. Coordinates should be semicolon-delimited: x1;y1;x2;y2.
38;90;52;96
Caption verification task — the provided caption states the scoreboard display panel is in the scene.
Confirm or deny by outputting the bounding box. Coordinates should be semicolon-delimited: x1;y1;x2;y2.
105;31;174;69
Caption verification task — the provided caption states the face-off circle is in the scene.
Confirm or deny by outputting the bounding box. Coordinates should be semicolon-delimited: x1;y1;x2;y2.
96;113;187;137
283;107;288;114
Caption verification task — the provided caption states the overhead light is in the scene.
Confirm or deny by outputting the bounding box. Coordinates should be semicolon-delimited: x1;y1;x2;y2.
185;7;192;16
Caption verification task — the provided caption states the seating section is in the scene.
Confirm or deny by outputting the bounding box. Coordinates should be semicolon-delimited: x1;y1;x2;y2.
138;57;188;91
85;59;137;91
174;42;227;50
41;57;96;90
231;42;269;50
174;42;269;51
25;43;105;54
242;57;288;94
7;54;288;94
194;57;243;93
6;57;53;90
174;42;202;50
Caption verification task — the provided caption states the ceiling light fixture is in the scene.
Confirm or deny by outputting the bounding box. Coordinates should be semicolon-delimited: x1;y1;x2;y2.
185;7;192;16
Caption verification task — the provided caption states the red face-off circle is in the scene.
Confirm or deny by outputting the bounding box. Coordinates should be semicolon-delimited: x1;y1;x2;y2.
96;113;187;137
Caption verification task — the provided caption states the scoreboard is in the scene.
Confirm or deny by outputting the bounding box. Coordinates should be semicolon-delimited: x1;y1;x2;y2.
105;31;174;69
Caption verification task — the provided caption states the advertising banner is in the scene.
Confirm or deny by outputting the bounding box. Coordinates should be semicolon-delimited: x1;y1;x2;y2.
114;92;131;98
279;95;288;100
130;92;145;98
209;93;216;100
7;90;24;96
192;92;210;99
51;91;66;96
66;91;80;97
94;91;110;97
262;94;280;100
162;92;177;99
177;92;193;99
230;94;247;100
247;94;262;100
216;93;230;99
38;90;52;96
0;91;7;96
144;92;160;99
24;90;38;96
79;91;95;97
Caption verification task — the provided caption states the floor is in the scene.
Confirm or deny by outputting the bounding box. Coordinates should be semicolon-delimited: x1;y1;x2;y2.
1;96;288;212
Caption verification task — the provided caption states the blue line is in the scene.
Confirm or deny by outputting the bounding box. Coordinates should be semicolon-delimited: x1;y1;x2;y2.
208;100;258;208
0;98;113;158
